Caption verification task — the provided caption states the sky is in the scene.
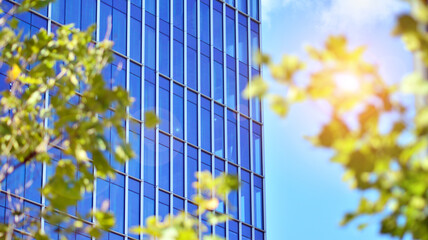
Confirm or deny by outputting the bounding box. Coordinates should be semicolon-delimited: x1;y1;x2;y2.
262;0;414;239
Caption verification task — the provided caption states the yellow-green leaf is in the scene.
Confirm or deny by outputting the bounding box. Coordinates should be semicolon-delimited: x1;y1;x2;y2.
242;76;268;99
269;94;288;117
144;111;160;128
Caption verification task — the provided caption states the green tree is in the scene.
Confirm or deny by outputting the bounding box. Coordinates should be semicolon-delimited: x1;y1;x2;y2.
244;0;428;239
0;0;133;238
0;1;238;239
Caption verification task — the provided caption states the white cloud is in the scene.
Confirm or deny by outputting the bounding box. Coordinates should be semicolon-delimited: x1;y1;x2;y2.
319;0;406;32
261;0;291;24
261;0;407;30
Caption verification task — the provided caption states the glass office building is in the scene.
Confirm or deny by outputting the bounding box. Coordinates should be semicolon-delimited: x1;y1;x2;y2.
0;0;264;239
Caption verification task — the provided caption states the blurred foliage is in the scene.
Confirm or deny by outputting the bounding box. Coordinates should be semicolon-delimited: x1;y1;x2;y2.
244;0;428;239
0;1;236;240
131;172;239;240
0;0;130;239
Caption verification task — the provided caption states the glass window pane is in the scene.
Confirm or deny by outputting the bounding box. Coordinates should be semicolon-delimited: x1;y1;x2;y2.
159;133;170;191
253;123;262;175
110;181;125;233
173;84;184;139
252;95;261;122
145;26;156;70
201;151;211;172
240;117;250;169
131;18;142;62
238;0;247;13
228;164;239;219
226;12;236;57
129;121;141;178
187;90;198;145
65;0;81;28
160;0;170;22
187;146;198;198
173;40;184;83
112;8;127;54
238;22;248;64
226;0;235;6
173;140;184;196
214;105;224;158
201;54;211;97
144;138;156;184
239;75;249;116
159;77;170;133
110;125;125;173
159;191;170;218
254;177;264;229
227;68;237;109
187;46;198;90
24;162;42;203
251;25;260;69
214;61;224;103
82;0;97;31
187;0;197;36
227;111;238;163
213;8;223;51
145;0;156;15
200;2;210;44
159;33;170;76
77;190;93;221
201;98;211;152
128;187;140;238
241;171;251;225
130;74;142;120
51;0;65;24
144;78;156;112
173;0;184;29
143;196;155;240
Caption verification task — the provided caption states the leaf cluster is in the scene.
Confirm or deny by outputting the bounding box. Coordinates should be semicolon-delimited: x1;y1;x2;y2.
0;1;133;238
245;0;428;239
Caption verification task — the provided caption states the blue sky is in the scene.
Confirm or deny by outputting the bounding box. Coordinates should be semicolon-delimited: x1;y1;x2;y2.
262;0;414;239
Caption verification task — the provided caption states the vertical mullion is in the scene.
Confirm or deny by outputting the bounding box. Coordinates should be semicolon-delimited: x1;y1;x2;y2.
96;0;101;42
169;0;175;215
256;0;266;237
41;2;52;232
124;0;131;238
92;2;101;239
209;0;214;100
154;0;160;219
223;3;230;240
183;0;189;214
209;0;216;235
140;1;146;239
246;11;255;239
222;9;229;231
196;0;203;237
234;8;240;114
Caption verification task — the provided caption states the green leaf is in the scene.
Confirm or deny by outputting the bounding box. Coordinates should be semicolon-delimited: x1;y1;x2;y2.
9;18;19;29
401;72;428;95
253;51;271;65
206;212;230;225
269;94;288;117
94;211;115;230
144;111;160;128
242;76;268;99
393;15;417;35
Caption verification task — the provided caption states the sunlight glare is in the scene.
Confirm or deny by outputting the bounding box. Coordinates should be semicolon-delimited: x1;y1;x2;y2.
334;72;360;93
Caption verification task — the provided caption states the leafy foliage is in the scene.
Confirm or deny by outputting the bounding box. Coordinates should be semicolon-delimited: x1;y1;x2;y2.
0;2;238;240
0;1;134;238
131;172;239;240
245;0;428;239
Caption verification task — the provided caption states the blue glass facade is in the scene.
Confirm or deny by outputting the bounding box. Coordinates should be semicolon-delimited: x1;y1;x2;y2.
0;0;264;239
